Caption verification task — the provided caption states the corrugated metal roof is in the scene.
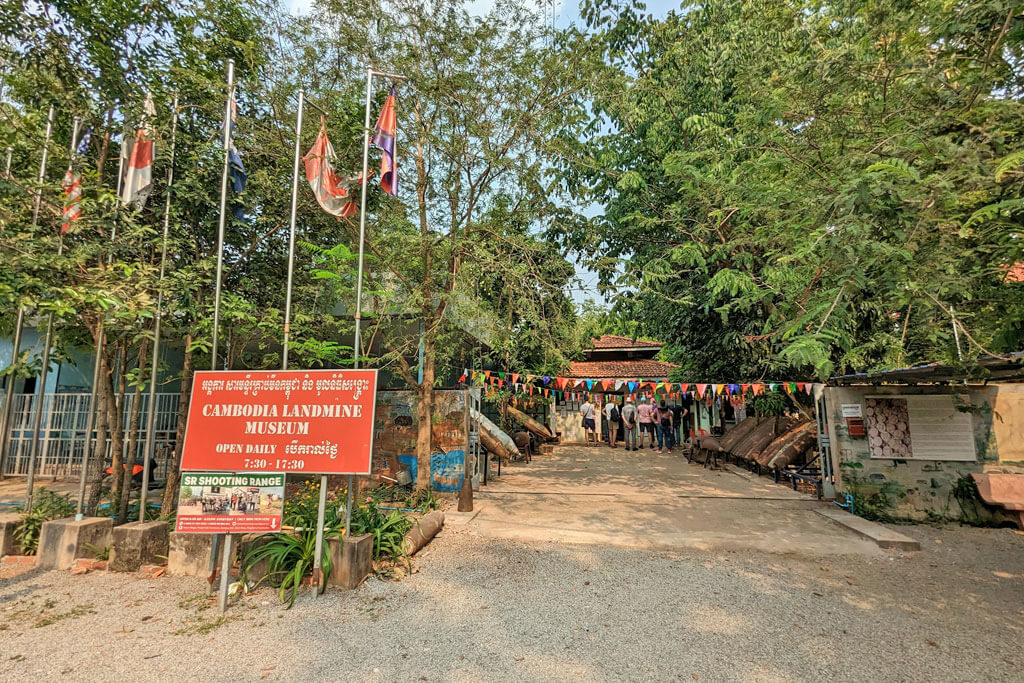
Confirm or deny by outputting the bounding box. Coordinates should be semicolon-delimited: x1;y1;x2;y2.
830;353;1024;385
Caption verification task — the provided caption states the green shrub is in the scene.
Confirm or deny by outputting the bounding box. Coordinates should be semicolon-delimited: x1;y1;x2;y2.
14;489;76;555
350;496;413;563
283;479;344;531
241;527;337;608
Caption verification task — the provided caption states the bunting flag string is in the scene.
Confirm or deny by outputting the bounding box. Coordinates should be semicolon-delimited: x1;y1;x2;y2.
463;368;822;405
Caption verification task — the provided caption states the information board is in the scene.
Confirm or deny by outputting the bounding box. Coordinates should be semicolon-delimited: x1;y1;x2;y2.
175;472;285;534
180;369;377;474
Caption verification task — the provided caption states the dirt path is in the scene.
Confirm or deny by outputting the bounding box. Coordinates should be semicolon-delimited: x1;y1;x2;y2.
473;445;878;554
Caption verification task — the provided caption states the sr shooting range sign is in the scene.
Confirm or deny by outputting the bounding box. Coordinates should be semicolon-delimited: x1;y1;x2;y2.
180;369;377;475
175;472;285;534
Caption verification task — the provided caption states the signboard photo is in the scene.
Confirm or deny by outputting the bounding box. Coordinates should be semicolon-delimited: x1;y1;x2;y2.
180;369;377;475
175;472;285;534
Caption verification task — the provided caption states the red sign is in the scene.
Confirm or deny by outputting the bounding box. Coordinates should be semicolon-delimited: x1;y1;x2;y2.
180;369;377;474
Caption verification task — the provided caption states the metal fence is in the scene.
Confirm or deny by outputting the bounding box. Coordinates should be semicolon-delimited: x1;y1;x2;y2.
0;392;180;479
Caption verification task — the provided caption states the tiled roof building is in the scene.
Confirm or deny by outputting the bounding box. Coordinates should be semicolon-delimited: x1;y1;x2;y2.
570;335;677;380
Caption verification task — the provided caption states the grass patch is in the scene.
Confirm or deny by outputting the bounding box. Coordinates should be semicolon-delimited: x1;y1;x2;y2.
178;593;213;612
174;614;236;636
33;603;96;628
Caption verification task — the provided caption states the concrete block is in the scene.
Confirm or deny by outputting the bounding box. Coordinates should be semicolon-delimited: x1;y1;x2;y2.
817;509;921;551
109;521;169;572
327;533;372;589
0;513;22;557
167;532;243;578
168;532;221;577
37;517;113;571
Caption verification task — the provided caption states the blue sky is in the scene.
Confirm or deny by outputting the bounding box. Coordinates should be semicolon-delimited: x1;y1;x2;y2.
288;0;682;38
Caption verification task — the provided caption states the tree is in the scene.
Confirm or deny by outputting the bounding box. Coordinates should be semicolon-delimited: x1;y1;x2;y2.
2;0;587;502
555;0;1024;380
0;0;372;516
298;0;586;487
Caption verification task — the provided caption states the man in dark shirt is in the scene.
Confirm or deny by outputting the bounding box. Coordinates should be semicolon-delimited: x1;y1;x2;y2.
670;401;684;447
680;395;694;443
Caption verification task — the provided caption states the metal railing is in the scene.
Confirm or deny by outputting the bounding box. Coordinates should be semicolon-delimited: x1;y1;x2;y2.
0;392;180;479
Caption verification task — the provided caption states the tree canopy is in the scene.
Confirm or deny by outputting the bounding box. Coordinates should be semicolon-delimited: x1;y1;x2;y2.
555;0;1024;380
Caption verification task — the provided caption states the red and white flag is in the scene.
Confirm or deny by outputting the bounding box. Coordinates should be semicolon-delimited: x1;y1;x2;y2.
302;118;369;218
61;168;82;234
61;127;91;234
120;91;156;207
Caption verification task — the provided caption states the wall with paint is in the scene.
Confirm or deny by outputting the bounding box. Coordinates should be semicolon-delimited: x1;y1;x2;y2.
372;390;475;491
825;383;1024;521
550;396;604;444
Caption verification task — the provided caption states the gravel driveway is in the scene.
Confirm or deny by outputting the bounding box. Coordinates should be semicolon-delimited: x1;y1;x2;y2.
0;523;1021;682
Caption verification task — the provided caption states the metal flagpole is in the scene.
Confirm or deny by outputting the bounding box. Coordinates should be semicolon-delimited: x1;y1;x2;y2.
283;90;303;370
24;109;68;511
344;66;375;540
950;306;963;361
211;60;234;608
74;122;128;518
138;95;179;520
343;68;405;537
285;92;336;597
211;59;235;373
284;89;329;594
0;147;22;479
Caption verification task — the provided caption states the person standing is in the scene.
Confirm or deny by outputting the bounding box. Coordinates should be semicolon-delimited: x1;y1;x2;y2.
671;400;685;447
681;393;694;442
621;397;638;451
656;399;675;453
637;397;655;449
580;398;597;446
604;399;621;448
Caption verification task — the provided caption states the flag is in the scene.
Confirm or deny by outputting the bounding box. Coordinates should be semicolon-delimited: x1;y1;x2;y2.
304;118;368;218
61;128;93;234
121;92;156;207
76;128;92;156
61;169;82;234
227;92;247;219
371;87;397;196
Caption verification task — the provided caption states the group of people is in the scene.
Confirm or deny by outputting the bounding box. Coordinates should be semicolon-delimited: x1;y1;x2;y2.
580;396;690;453
196;490;262;515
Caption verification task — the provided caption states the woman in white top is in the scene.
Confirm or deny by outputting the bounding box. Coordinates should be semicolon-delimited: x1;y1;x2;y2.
580;400;597;446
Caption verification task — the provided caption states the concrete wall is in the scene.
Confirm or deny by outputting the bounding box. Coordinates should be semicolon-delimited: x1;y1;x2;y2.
825;383;1024;521
551;397;602;444
372;389;475;490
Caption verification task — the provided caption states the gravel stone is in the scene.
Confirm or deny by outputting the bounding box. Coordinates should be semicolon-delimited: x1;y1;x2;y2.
0;523;1021;681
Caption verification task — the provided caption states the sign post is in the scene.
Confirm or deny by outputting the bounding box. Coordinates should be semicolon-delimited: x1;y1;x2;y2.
178;368;376;610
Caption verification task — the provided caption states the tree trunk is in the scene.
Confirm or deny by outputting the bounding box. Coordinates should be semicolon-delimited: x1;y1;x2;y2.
161;335;193;516
86;352;110;515
117;339;148;524
108;346;127;510
414;339;436;490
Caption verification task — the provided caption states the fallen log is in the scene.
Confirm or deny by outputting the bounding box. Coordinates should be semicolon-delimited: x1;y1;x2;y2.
404;510;444;556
